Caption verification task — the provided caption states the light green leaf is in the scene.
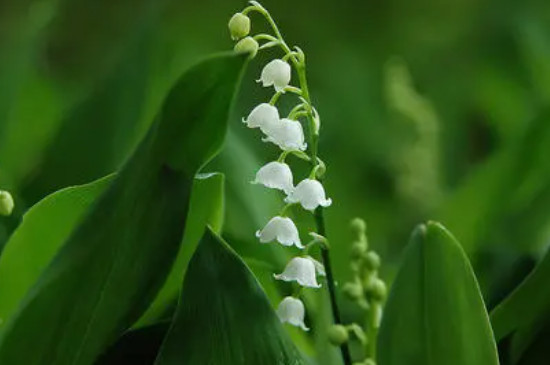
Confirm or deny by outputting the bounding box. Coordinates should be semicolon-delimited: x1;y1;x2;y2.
136;172;225;326
154;228;307;365
0;175;113;327
0;53;246;365
378;222;499;365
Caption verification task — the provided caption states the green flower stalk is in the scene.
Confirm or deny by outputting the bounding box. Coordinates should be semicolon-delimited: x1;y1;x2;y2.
229;2;351;364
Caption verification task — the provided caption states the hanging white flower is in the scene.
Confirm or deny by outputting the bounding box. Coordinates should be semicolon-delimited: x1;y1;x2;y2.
256;216;303;248
305;255;326;276
285;179;332;211
243;103;280;134
258;59;291;92
252;161;294;194
276;296;309;331
263;118;307;151
274;256;322;288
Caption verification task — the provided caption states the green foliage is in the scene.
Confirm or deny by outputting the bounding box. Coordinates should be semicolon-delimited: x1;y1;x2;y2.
378;222;499;365
155;227;307;365
0;53;246;365
0;175;113;328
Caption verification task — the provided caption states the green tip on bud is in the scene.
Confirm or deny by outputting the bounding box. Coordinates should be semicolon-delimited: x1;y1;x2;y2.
367;278;387;302
363;251;381;271
342;281;363;301
0;190;14;216
350;217;367;235
228;12;250;40
234;36;259;58
327;324;349;346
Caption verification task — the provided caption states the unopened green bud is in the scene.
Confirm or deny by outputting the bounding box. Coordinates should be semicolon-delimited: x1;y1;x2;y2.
351;240;368;259
342;281;363;300
364;360;376;365
0;190;14;216
350;217;366;234
234;36;259;58
367;278;387;302
327;324;349;346
228;12;250;40
363;251;381;271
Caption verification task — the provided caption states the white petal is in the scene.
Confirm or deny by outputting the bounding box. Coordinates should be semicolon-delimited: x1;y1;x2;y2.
274;257;321;288
252;161;294;194
243;103;279;134
285;179;332;211
255;216;303;248
263;118;307;152
276;296;309;331
258;59;291;92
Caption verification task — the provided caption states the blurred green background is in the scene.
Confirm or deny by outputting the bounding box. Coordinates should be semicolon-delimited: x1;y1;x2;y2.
1;0;550;340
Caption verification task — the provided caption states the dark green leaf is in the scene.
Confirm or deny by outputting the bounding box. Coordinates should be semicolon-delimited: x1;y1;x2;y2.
490;245;550;352
378;222;499;365
0;53;246;365
136;172;225;326
154;228;307;365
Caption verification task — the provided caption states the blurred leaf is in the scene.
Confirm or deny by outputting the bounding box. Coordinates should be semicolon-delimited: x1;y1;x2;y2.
136;172;225;326
490;246;550;345
95;322;170;365
154;227;307;365
0;53;246;365
378;222;499;365
0;174;113;325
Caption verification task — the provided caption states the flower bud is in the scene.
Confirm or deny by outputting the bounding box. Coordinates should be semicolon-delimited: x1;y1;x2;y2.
234;36;259;58
327;324;349;346
363;251;381;271
228;12;250;40
350;218;367;235
0;190;14;216
342;282;363;301
367;278;387;302
351;240;368;259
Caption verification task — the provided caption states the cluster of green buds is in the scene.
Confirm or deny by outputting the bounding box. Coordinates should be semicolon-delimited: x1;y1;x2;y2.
0;190;14;216
228;2;332;332
328;218;386;364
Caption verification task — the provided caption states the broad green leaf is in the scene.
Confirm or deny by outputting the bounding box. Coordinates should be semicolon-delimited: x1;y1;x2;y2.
0;175;113;327
0;53;246;365
136;172;225;326
378;222;499;365
490;246;550;346
154;228;307;365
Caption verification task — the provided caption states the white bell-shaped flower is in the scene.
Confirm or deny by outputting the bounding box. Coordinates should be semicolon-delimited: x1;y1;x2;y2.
252;161;294;194
274;257;322;288
256;216;303;248
276;296;309;331
258;59;291;92
285;178;332;211
263;118;307;151
243;103;280;134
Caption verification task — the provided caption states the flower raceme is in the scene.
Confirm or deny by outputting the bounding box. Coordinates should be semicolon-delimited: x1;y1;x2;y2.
276;296;309;331
229;2;334;333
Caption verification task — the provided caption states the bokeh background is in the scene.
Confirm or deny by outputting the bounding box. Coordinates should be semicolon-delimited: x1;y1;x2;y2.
1;0;550;361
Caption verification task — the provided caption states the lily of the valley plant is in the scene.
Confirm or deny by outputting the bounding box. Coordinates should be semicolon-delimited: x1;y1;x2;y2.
229;1;353;363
